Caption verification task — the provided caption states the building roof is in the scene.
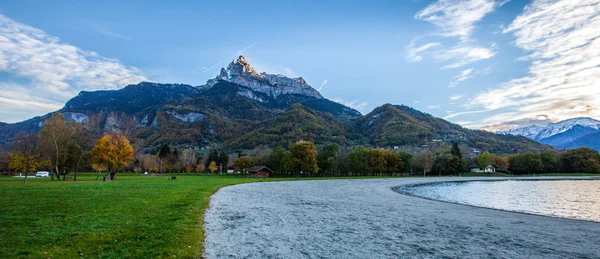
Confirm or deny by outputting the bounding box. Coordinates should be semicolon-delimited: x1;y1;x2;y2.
247;166;273;173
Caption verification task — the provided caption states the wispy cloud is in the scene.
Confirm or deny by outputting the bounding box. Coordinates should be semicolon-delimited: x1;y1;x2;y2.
0;14;147;123
415;0;502;41
283;68;295;77
201;41;259;73
448;65;493;87
407;0;505;68
332;98;369;114
427;105;441;110
405;40;441;62
469;0;600;130
317;79;328;91
450;95;462;101
82;19;133;40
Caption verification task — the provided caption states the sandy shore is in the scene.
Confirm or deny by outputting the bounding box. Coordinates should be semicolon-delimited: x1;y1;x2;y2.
204;177;600;258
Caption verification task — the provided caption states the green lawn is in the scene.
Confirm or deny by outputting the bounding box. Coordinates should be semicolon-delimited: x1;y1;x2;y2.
0;173;291;258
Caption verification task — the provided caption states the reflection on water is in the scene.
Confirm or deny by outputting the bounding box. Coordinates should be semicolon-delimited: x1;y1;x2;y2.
401;180;600;222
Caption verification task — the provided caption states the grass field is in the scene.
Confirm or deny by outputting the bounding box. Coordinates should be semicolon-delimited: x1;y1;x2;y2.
2;172;598;258
0;173;291;258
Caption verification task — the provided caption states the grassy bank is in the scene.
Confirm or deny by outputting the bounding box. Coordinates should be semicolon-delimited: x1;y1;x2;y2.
0;173;409;258
0;174;285;258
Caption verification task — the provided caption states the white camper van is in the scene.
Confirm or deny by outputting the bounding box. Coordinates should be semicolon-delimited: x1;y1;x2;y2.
36;171;50;177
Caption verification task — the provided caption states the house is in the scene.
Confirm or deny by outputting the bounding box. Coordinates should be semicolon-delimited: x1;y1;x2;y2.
469;163;482;173
247;166;273;178
469;164;497;173
484;165;496;173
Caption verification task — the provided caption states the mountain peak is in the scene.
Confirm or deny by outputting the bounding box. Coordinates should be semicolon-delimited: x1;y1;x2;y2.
206;56;323;100
228;55;258;76
501;117;600;141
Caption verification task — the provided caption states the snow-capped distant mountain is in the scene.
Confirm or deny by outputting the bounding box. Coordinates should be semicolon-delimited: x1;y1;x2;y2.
500;118;600;150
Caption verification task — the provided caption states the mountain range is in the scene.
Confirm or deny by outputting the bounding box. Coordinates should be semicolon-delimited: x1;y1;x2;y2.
0;56;549;155
499;118;600;151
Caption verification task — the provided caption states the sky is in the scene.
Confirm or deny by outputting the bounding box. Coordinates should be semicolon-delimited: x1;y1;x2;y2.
0;0;599;131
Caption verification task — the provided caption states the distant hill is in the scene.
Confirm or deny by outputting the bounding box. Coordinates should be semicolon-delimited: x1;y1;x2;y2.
500;118;600;151
0;56;549;154
357;104;548;154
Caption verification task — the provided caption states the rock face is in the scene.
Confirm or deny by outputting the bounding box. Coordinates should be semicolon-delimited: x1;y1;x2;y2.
205;56;323;99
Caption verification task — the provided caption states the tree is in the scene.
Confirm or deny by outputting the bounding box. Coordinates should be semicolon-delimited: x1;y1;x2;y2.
180;148;196;169
368;149;387;176
317;143;340;174
412;150;435;176
9;134;47;183
476;151;495;174
38;113;72;180
384;150;404;176
143;155;160;173
91;134;134;180
450;142;462;174
508;152;543;174
92;162;108;180
233;156;254;174
208;161;218;174
398;151;413;175
558;148;600;173
541;150;558;172
432;152;454;176
267;147;288;172
287;141;318;176
158;144;171;173
347;147;369;175
195;163;205;173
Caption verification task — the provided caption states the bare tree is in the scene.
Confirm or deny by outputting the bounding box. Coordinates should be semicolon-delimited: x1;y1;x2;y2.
412;150;435;177
9;134;41;183
38;113;70;180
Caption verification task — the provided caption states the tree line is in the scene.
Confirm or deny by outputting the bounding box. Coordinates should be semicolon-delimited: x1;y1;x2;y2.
1;113;134;182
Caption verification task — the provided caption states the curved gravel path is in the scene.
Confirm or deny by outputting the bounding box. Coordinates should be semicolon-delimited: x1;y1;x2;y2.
204;177;600;258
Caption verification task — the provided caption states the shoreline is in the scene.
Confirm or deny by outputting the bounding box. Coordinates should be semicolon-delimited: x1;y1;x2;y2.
393;176;600;224
204;177;600;258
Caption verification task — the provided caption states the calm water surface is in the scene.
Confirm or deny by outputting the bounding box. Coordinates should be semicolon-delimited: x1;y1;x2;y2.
401;180;600;222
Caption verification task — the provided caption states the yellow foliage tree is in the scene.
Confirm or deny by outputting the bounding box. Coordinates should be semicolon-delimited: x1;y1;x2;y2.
233;156;254;174
91;134;134;180
208;161;218;174
195;163;205;173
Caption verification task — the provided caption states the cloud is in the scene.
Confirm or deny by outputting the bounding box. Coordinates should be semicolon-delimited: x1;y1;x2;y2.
468;0;600;130
450;95;462;101
448;65;493;87
332;98;370;114
415;0;501;41
405;40;441;62
438;45;496;69
317;79;327;91
283;68;295;77
82;19;133;40
0;14;147;123
426;105;441;110
407;0;504;68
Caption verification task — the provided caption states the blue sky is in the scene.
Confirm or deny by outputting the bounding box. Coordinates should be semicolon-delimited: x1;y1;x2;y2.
0;0;599;131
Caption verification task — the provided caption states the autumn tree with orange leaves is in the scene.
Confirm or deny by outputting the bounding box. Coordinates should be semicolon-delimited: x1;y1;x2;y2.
91;134;134;180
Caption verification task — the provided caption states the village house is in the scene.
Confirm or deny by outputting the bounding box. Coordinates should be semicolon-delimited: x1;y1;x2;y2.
247;166;273;178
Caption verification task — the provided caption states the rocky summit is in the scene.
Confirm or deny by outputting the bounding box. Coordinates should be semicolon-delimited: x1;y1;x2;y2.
204;56;323;99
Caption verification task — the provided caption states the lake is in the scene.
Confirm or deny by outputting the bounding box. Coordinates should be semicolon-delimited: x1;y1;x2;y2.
400;180;600;222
